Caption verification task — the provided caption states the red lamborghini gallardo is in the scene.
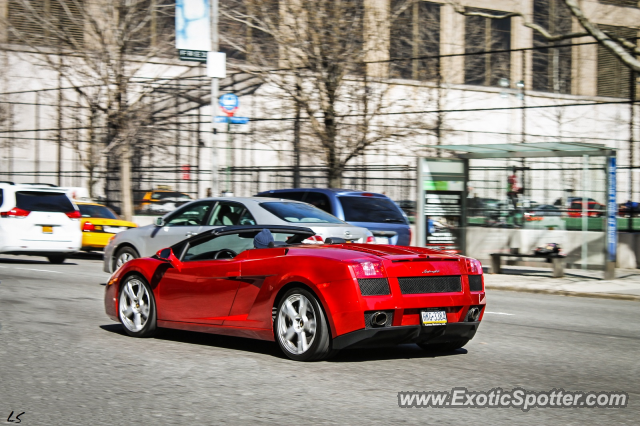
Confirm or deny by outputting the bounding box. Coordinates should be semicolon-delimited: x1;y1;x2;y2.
104;225;486;361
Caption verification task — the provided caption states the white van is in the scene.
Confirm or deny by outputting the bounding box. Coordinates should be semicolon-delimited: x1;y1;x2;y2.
0;183;82;263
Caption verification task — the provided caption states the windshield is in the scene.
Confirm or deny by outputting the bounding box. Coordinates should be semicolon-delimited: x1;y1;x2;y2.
260;202;344;224
338;196;406;223
78;204;119;219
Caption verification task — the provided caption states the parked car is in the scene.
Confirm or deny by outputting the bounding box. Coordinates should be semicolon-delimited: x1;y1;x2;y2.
104;225;486;361
567;201;605;217
103;197;372;273
76;202;137;251
529;204;562;217
0;182;82;263
256;189;411;245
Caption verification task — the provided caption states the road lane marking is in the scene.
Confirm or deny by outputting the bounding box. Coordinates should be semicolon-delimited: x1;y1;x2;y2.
485;311;515;316
13;267;63;274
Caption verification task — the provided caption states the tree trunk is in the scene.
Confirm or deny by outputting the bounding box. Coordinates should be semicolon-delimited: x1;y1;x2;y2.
120;143;134;221
327;151;343;188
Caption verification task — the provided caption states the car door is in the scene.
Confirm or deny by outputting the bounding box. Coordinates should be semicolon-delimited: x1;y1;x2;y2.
158;232;254;325
147;201;215;254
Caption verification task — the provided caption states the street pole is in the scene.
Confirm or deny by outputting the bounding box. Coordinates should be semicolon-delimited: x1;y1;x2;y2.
226;119;232;193
210;0;219;197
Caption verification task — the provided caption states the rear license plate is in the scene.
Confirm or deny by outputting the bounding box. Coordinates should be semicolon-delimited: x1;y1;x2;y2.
374;237;389;244
42;226;53;234
421;310;447;326
104;226;124;234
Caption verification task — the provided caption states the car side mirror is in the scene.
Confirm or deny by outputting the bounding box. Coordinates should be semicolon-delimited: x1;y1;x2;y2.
155;217;165;227
156;247;182;272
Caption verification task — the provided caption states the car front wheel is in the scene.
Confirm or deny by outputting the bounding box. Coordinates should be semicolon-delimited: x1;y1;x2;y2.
275;288;334;361
118;275;157;338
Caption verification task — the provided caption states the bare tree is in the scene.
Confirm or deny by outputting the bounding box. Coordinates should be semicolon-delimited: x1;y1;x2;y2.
2;0;183;219
221;0;422;187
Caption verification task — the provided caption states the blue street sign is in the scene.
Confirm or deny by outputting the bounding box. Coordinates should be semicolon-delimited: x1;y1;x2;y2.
219;93;239;112
214;116;250;124
607;156;617;262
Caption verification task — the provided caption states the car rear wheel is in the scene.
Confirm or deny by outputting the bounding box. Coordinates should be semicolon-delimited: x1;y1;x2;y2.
275;288;333;361
118;275;157;338
417;339;470;352
47;255;66;264
114;246;139;270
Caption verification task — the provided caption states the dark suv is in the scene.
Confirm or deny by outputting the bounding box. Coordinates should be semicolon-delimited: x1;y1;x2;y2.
256;188;410;245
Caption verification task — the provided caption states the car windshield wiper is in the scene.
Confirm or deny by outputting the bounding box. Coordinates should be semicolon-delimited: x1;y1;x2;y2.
383;218;405;223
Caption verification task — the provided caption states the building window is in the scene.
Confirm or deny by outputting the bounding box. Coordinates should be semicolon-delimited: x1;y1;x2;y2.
532;0;572;94
8;0;84;47
389;0;441;81
464;8;511;87
597;25;637;98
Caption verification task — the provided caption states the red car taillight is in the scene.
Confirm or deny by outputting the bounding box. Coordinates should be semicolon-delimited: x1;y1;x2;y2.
66;210;81;220
0;207;31;218
349;259;385;278
365;235;375;244
464;258;483;274
83;221;95;232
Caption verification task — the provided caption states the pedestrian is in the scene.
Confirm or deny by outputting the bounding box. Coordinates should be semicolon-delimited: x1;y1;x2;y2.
507;167;519;209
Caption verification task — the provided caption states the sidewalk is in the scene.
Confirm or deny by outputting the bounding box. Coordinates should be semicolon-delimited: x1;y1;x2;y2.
484;266;640;302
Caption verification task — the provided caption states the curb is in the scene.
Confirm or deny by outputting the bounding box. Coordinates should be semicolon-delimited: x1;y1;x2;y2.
485;285;640;302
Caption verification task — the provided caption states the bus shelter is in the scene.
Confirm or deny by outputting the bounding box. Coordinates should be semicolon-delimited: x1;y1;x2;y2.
415;142;617;279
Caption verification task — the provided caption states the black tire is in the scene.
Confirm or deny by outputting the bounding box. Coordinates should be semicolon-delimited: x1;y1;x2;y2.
418;339;470;352
47;255;66;264
274;288;335;361
113;246;139;271
118;274;158;338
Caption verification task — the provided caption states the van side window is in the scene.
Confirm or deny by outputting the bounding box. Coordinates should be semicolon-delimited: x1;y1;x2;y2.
303;192;331;213
0;189;3;208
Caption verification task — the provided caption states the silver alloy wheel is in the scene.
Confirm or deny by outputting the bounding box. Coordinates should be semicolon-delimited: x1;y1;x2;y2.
119;278;151;332
116;252;134;269
277;294;317;355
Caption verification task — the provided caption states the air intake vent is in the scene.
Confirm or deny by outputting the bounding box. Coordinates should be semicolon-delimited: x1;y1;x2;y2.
398;276;461;294
358;278;390;296
468;275;483;292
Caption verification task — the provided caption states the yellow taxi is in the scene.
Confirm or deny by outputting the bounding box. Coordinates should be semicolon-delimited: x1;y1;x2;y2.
77;202;137;251
137;188;192;212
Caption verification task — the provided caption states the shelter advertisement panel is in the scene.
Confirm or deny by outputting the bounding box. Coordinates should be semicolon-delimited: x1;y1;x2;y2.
417;159;466;253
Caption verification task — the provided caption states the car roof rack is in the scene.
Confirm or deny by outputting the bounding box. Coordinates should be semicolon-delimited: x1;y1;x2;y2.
0;181;15;185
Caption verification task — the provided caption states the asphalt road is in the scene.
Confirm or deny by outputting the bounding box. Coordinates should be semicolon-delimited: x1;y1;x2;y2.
0;254;638;425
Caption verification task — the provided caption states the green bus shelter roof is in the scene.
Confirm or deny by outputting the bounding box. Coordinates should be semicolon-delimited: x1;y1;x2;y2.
434;142;615;159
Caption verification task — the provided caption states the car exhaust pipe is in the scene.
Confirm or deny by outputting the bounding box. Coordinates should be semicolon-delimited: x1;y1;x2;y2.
467;307;480;322
371;311;388;327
